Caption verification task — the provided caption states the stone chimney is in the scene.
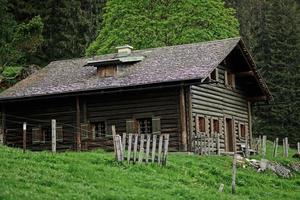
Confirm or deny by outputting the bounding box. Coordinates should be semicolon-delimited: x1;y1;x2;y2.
116;45;133;57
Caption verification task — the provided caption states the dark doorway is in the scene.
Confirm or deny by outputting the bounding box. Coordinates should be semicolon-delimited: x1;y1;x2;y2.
226;118;234;152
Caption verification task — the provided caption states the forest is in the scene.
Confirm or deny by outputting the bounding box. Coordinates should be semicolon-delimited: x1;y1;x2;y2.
0;0;299;144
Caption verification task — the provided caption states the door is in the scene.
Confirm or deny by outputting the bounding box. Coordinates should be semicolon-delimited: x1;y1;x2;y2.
226;118;234;152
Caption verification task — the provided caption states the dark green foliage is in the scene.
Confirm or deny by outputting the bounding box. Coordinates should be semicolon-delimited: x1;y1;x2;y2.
86;0;239;55
8;0;106;63
226;0;300;144
0;0;43;90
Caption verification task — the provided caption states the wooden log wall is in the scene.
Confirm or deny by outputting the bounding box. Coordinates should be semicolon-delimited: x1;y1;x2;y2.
4;97;76;151
190;65;251;153
2;87;181;152
83;87;180;151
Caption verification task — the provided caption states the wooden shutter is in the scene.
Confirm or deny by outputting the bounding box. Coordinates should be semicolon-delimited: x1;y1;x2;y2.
205;117;209;134
80;123;89;139
195;115;199;133
224;70;228;85
152;117;161;134
126;119;135;134
32;127;42;144
56;126;63;142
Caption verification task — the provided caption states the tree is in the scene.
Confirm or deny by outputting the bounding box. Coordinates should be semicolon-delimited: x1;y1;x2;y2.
86;0;239;55
8;0;106;63
0;0;43;89
227;0;300;143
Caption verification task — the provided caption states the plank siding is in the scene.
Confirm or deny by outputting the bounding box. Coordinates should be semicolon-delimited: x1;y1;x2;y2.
4;97;76;151
84;87;180;151
191;65;251;152
3;87;181;152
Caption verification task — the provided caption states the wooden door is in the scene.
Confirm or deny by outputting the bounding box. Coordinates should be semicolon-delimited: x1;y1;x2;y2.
226;118;234;152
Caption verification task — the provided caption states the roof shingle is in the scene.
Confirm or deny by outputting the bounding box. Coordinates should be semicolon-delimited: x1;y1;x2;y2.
0;37;242;100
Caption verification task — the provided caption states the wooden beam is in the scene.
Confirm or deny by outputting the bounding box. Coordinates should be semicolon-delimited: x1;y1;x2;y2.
82;99;87;123
179;86;187;151
247;96;267;101
76;96;81;151
247;101;253;148
1;105;6;145
236;71;254;77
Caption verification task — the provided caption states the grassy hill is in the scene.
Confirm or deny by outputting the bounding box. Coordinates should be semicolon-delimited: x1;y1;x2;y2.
0;143;299;200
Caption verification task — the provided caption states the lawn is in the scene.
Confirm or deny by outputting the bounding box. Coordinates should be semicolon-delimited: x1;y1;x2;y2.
0;143;299;200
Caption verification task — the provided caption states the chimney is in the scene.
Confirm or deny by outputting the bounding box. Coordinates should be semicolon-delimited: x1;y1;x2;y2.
116;45;133;57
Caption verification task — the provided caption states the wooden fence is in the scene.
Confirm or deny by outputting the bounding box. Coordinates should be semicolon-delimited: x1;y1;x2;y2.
192;133;220;155
255;135;300;158
113;133;170;165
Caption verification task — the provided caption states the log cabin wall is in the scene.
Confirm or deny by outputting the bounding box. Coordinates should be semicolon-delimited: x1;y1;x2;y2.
190;65;251;153
4;97;76;151
82;87;180;151
2;87;181;152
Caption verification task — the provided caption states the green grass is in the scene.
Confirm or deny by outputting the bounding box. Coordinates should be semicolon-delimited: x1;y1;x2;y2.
0;144;299;200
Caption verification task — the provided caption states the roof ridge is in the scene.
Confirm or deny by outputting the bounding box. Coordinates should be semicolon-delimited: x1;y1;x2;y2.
47;37;241;64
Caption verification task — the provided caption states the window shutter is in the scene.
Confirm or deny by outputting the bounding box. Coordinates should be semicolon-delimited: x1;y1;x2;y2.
232;74;236;88
80;123;89;139
219;118;222;134
224;70;228;85
195;115;199;133
210;118;214;134
205;117;209;134
32;127;42;144
56;126;63;142
126;119;135;134
152;117;161;134
216;68;219;81
90;123;96;139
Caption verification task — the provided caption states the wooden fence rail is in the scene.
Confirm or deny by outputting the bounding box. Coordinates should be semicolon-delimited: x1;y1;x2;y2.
192;133;220;155
114;133;170;165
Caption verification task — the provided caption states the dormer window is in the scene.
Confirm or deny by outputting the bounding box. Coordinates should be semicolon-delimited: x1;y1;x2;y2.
97;65;117;78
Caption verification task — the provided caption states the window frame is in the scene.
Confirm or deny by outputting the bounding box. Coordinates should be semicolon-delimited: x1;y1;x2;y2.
90;121;107;139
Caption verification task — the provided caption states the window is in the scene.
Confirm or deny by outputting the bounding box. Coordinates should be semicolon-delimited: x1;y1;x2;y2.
32;127;43;144
210;69;218;81
137;118;152;134
240;124;246;138
56;126;63;142
212;119;220;133
126;117;161;134
91;121;106;138
81;123;89;139
97;66;117;77
225;70;235;87
197;116;206;133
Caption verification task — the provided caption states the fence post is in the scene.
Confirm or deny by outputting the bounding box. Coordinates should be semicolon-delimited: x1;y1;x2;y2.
51;119;56;153
232;154;237;194
23;122;27;153
262;135;267;158
298;142;300;153
217;134;220;156
115;135;123;162
112;125;116;155
245;133;249;158
284;137;288;157
273;138;278;157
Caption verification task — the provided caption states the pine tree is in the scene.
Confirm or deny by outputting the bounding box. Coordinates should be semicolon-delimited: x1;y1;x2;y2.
8;0;106;63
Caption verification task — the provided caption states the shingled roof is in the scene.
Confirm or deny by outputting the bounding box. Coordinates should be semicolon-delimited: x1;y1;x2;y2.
0;37;270;100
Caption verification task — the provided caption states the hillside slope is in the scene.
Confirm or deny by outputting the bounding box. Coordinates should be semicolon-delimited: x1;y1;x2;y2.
0;145;299;200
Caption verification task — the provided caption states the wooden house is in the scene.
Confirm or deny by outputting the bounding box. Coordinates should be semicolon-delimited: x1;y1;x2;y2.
0;38;271;153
